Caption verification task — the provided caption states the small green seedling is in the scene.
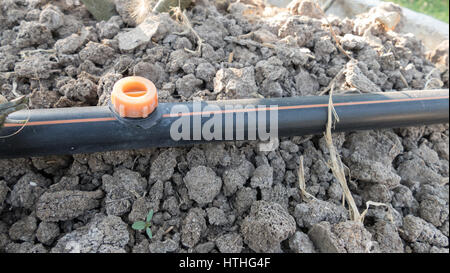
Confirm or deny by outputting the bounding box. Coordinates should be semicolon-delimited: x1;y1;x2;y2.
132;209;154;239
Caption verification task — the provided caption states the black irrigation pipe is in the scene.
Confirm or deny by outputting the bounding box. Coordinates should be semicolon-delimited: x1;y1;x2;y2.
0;89;448;159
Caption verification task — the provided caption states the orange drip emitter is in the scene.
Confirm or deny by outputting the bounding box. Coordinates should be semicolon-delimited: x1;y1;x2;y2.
111;76;158;118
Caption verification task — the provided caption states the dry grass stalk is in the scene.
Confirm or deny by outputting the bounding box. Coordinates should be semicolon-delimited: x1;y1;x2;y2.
298;156;317;201
325;84;393;224
228;50;235;63
171;6;203;55
360;201;393;223
325;83;361;221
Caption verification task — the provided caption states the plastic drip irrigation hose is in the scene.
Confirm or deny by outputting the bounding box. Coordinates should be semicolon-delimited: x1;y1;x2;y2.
0;77;448;159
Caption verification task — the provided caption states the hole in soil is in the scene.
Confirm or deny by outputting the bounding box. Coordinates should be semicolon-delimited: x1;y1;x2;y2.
122;81;148;97
256;188;262;200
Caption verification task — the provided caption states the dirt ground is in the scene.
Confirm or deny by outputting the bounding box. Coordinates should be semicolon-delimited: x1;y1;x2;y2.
0;0;448;253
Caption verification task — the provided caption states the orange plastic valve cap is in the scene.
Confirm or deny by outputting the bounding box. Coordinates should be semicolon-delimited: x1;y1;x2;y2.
111;76;158;118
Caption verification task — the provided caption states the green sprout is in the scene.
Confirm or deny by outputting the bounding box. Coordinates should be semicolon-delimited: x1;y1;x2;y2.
132;209;154;239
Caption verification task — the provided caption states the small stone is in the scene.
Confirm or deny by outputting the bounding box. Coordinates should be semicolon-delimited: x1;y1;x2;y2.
49;176;80;192
102;169;147;216
195;62;216;83
132;240;150;253
60;78;97;103
234;187;257;215
15;21;52;48
206;207;228;226
261;183;289;209
345;60;382;93
294;69;320;96
308;221;375;253
39;5;64;31
419;195;448;228
174;36;193;50
79;42;115;65
314;37;336;62
149;239;178;253
195;242;215;253
250;164;273;189
149;148;178;182
168;49;191;72
392;185;418;210
341;34;367;50
342;130;403;188
370;220;403;253
36;190;103;222
117;17;161;52
216;233;243;253
427;40;449;67
6;242;47;253
9;216;37;242
14;55;58;80
288;231;316;253
214;67;259;99
9;173;48;209
184;166;222;205
51;214;129;253
128;197;159;223
222;169;246;196
400;215;448;248
181;208;206;248
362;184;393;204
241;201;296;253
36;222;60;245
133;61;167;87
162;195;180;216
96;16;121;39
176;74;203;98
294;199;348;229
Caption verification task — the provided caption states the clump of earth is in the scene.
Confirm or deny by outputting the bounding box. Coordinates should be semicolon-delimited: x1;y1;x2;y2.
0;0;448;253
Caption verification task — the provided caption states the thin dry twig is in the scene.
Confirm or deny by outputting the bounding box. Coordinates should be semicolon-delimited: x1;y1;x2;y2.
224;36;276;49
228;50;235;63
399;71;410;89
314;2;354;61
164;226;174;234
172;6;203;55
319;66;345;95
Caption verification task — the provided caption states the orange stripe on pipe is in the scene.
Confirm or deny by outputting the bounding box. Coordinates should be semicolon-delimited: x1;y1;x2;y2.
4;117;117;128
162;95;449;118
